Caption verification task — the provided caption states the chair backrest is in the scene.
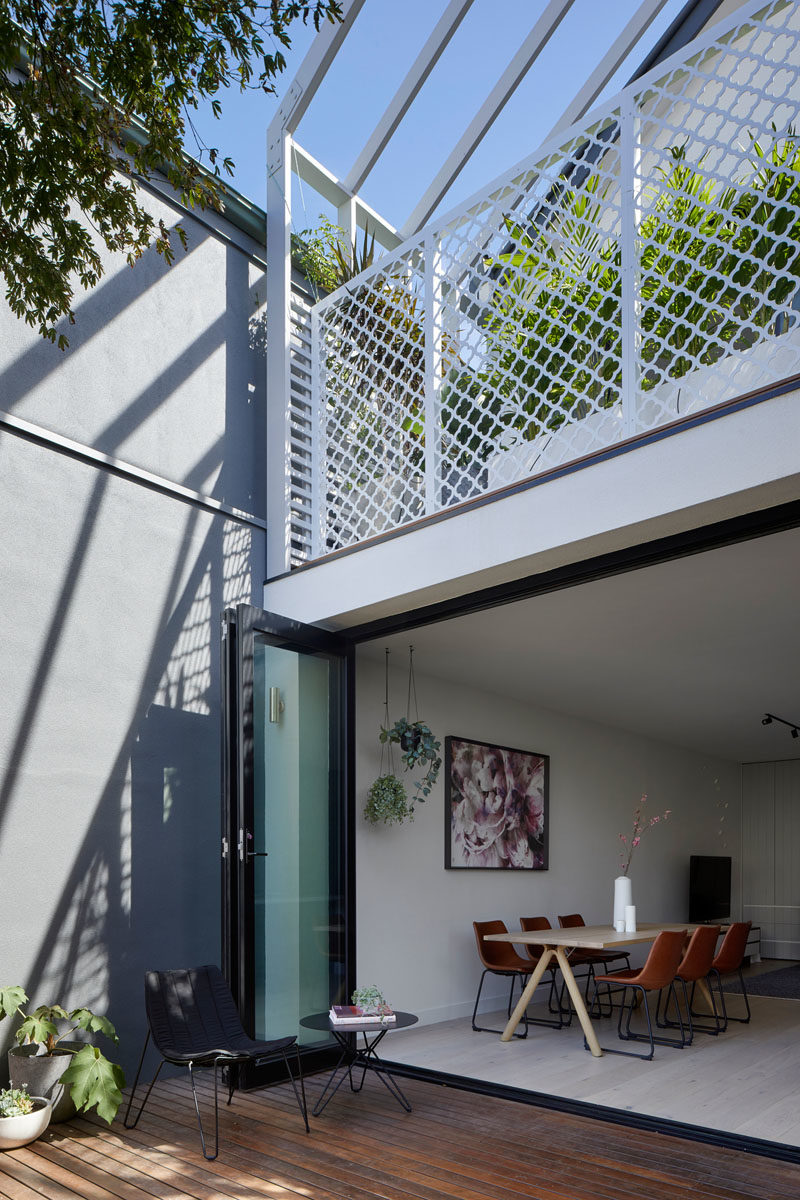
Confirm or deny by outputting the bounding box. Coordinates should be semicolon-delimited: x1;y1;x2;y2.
557;913;585;928
712;921;752;973
519;916;553;962
473;920;528;973
635;931;688;991
145;965;246;1058
677;925;720;981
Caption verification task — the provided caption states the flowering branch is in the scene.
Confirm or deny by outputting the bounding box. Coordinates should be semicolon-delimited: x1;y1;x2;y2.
618;794;671;875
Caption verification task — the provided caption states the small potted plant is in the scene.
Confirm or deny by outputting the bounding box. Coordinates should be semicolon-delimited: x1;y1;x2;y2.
0;1085;51;1151
0;986;125;1125
363;774;410;825
351;985;392;1020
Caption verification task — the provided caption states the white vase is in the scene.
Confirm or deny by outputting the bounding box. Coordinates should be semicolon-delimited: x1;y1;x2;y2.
613;875;633;929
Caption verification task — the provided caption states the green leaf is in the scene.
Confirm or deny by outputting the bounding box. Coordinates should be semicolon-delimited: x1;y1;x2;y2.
69;1009;119;1045
0;985;27;1021
59;1045;126;1125
16;1014;59;1046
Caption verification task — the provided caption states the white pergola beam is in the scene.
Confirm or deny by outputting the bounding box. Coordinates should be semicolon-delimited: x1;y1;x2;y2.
344;0;476;195
401;0;575;237
291;141;402;248
267;0;367;148
545;0;670;142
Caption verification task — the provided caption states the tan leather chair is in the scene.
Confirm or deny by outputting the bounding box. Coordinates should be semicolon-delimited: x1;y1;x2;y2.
704;921;752;1028
472;920;530;1038
658;923;722;1040
591;930;688;1059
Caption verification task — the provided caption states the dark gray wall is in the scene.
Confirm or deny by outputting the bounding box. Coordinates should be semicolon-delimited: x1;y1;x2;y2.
0;181;266;1078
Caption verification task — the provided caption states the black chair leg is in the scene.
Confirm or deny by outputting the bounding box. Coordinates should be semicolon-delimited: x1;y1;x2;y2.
688;973;728;1034
588;983;686;1060
123;1031;165;1130
188;1059;219;1161
657;979;693;1038
726;968;752;1023
471;969;527;1037
282;1045;310;1132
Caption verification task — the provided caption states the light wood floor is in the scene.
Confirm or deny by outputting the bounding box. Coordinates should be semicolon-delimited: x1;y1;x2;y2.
2;1074;800;1200
384;964;800;1148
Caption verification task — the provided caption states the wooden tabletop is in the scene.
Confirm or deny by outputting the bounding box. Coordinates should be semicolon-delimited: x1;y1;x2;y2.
484;922;693;950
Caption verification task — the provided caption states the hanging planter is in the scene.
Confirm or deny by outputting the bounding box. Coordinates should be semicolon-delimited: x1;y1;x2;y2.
364;775;410;826
380;717;441;803
365;648;441;825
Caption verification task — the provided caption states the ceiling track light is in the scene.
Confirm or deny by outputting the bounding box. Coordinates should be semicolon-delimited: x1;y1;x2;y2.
761;712;800;739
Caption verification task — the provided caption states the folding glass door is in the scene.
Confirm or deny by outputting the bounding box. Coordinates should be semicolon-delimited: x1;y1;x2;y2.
222;605;352;1083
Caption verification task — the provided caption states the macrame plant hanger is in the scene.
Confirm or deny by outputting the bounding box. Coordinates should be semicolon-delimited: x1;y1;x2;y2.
380;648;396;778
406;645;418;725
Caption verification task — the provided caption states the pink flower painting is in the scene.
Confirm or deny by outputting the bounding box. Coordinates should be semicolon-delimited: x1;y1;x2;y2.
445;736;549;870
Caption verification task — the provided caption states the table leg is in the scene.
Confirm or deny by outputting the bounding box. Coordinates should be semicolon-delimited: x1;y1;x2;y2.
311;1027;411;1115
555;947;603;1057
500;948;555;1041
694;978;715;1014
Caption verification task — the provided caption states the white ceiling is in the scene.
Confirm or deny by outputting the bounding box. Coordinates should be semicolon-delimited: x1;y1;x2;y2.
360;525;800;763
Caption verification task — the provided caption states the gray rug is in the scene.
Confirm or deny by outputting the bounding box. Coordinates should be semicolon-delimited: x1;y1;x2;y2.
725;964;800;998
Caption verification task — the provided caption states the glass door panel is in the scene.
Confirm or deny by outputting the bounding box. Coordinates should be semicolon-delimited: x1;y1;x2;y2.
221;604;351;1081
253;641;345;1042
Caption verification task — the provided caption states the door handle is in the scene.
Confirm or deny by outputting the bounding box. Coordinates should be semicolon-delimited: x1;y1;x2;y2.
238;828;269;862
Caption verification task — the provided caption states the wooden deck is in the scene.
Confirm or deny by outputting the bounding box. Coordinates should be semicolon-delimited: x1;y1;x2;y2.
1;1073;800;1200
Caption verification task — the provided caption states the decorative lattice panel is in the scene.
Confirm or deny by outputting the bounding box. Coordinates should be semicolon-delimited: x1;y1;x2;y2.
311;0;800;555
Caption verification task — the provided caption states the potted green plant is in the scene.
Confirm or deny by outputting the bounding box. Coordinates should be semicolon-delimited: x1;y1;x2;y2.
0;1085;51;1151
381;717;442;804
363;774;410;825
0;986;125;1125
351;985;392;1019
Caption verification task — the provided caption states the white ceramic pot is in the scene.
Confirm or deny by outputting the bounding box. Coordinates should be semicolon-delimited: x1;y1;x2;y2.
0;1097;51;1150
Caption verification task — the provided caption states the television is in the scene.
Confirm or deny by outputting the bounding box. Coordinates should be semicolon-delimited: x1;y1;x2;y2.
689;855;731;922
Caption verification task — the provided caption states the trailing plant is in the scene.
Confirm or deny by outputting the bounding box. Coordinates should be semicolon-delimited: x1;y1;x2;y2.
0;985;125;1125
380;717;441;804
0;1086;35;1119
363;774;410;825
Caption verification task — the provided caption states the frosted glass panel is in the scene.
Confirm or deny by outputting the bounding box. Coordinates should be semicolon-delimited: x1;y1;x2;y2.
252;640;344;1040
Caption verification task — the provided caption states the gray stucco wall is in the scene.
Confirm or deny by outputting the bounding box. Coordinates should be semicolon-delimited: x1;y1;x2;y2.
0;180;266;1077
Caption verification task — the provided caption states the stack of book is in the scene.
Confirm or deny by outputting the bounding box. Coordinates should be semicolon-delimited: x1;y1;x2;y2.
329;1004;396;1026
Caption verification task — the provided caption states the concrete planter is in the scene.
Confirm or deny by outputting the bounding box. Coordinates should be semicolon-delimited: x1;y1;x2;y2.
0;1097;51;1150
7;1044;81;1124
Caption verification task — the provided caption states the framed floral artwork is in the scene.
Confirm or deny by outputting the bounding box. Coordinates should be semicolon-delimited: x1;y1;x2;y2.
444;735;549;870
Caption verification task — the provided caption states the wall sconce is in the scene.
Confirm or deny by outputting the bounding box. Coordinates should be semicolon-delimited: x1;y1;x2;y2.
762;712;800;739
269;686;285;724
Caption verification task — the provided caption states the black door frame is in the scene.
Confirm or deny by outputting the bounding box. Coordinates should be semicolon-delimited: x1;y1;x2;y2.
221;603;355;1079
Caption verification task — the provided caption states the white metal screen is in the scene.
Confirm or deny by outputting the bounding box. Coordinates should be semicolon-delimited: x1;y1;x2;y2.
308;0;800;558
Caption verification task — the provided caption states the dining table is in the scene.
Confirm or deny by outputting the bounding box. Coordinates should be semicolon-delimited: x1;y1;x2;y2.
484;922;708;1057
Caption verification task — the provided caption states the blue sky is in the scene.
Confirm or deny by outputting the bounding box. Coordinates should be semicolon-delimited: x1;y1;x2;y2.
192;0;693;234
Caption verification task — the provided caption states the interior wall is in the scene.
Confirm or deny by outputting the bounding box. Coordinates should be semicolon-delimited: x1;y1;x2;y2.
355;654;741;1024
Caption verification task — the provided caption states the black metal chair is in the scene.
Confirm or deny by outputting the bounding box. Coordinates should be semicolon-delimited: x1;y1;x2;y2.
123;965;308;1160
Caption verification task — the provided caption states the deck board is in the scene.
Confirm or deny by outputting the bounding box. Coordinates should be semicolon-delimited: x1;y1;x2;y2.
1;1076;799;1200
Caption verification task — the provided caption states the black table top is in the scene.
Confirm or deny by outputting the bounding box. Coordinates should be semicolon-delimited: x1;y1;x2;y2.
300;1010;418;1033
